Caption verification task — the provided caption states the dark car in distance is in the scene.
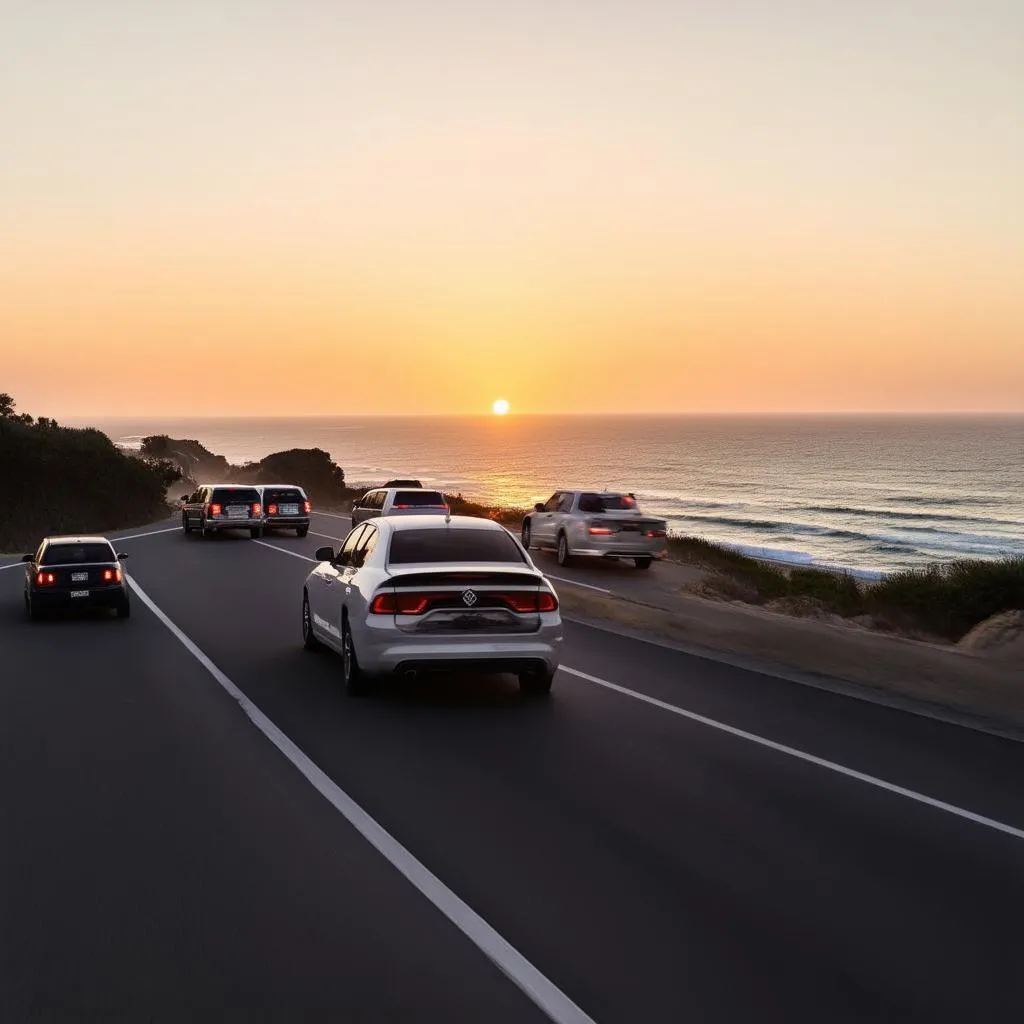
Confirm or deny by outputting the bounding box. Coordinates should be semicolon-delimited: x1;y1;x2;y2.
181;484;264;539
260;484;311;536
23;536;131;619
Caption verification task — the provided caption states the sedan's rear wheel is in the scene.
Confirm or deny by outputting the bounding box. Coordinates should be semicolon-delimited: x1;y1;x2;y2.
521;520;532;549
519;668;554;697
182;514;191;535
342;619;372;696
556;532;572;567
302;593;321;651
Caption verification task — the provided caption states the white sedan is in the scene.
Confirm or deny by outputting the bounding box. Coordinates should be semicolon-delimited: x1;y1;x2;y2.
301;515;562;696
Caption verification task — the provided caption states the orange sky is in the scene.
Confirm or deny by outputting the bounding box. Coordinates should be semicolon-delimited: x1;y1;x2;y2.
2;2;1022;417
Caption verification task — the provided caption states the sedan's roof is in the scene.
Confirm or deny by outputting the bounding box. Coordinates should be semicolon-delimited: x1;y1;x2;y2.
383;514;503;532
43;535;111;545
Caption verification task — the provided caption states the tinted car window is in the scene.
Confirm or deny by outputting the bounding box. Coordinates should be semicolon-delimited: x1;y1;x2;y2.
394;490;446;507
336;524;367;564
598;493;637;511
388;528;525;564
41;543;116;565
351;526;378;568
211;487;261;504
264;488;304;504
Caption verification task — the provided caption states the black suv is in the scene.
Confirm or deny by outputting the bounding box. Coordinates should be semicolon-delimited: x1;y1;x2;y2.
23;536;131;619
260;485;311;537
181;484;264;539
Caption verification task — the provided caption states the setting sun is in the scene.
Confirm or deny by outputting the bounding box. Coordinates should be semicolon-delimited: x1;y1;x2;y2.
492;399;511;416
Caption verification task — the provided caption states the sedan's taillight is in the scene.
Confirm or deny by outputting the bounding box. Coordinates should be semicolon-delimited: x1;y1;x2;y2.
588;526;614;535
252;503;262;516
267;504;278;515
102;568;122;583
645;529;667;538
370;592;433;615
503;591;559;613
36;571;56;586
303;500;312;514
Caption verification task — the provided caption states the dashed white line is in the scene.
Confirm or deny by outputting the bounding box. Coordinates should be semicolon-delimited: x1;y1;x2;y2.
0;562;24;572
114;526;182;542
561;666;1024;843
253;540;317;563
546;574;612;595
126;574;597;1024
311;510;352;521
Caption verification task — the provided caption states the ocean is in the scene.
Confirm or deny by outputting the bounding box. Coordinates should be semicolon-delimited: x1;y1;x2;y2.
88;414;1024;579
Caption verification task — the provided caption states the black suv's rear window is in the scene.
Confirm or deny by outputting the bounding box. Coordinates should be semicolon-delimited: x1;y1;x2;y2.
264;488;304;503
394;490;446;507
211;488;261;503
388;528;525;564
42;543;116;565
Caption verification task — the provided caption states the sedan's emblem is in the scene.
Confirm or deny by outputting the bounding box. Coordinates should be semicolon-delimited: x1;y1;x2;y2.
462;589;479;607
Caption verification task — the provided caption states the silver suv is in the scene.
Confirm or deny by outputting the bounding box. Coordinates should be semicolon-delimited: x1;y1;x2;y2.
521;490;668;569
181;484;264;539
350;487;449;526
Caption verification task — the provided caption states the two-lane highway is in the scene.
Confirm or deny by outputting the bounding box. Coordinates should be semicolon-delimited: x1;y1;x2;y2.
3;513;1024;1021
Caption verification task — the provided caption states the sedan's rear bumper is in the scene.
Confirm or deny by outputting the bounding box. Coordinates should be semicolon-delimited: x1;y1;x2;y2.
30;584;128;608
572;544;667;559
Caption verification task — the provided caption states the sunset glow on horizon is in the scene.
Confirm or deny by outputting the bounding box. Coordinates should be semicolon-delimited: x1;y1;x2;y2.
2;2;1022;419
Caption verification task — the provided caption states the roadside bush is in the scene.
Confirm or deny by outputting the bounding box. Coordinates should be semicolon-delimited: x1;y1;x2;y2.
866;557;1024;641
787;567;865;618
444;493;531;526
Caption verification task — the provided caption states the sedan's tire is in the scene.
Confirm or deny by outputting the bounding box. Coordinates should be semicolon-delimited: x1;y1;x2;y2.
342;618;372;696
521;520;532;550
250;527;263;539
116;599;131;619
634;557;652;570
302;592;321;651
182;514;191;535
297;526;309;538
25;594;43;621
556;532;572;567
519;668;554;697
201;519;210;539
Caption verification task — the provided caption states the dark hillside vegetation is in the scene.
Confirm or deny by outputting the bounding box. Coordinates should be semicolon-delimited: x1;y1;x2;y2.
1;395;180;552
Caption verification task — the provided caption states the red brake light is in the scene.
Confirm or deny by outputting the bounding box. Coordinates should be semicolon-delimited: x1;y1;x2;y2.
36;571;56;586
391;504;410;509
537;591;558;612
267;504;278;515
588;526;614;535
252;503;262;516
102;568;122;583
645;529;667;538
303;500;312;514
210;503;222;516
370;592;435;615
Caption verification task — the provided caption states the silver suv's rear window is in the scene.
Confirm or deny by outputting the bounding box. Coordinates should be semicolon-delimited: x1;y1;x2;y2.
41;543;116;565
394;490;446;507
388;529;525;564
211;488;261;503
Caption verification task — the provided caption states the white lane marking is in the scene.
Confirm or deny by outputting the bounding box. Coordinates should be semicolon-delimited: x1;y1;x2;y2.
114;526;181;542
253;540;317;563
312;510;352;521
560;666;1024;843
309;530;344;541
0;562;24;572
126;575;596;1024
546;574;612;595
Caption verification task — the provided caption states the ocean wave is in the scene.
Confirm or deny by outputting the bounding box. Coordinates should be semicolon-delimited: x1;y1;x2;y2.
797;504;1019;527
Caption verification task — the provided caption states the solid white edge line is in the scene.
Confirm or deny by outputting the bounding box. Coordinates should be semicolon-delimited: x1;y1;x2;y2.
560;666;1024;843
308;530;344;541
546;574;612;595
0;562;23;572
125;574;597;1024
311;510;352;521
115;526;182;542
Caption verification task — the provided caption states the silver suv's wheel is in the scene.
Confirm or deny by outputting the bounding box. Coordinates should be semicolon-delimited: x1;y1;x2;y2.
521;520;532;549
556;532;571;567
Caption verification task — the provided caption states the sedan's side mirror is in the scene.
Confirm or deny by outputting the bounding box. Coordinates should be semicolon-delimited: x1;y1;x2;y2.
534;503;544;513
21;554;34;563
180;495;190;502
117;552;129;559
314;546;334;562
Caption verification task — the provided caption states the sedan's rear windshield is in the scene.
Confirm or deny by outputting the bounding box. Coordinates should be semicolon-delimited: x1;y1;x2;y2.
393;490;447;507
212;488;261;503
264;488;304;503
388;528;525;564
41;543;116;565
580;492;638;512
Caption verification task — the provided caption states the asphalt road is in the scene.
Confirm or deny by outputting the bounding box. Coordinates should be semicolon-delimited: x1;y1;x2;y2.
2;512;1024;1022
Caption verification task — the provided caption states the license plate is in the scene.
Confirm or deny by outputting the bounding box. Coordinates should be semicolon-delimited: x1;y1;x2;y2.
227;506;248;518
71;572;89;582
70;590;89;598
279;503;299;515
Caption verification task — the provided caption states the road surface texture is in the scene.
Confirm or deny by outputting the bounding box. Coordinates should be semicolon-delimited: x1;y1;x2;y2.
2;512;1023;1022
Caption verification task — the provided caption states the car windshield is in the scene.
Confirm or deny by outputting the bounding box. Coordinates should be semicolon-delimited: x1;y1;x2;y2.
394;490;446;507
41;543;116;565
388;528;525;564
